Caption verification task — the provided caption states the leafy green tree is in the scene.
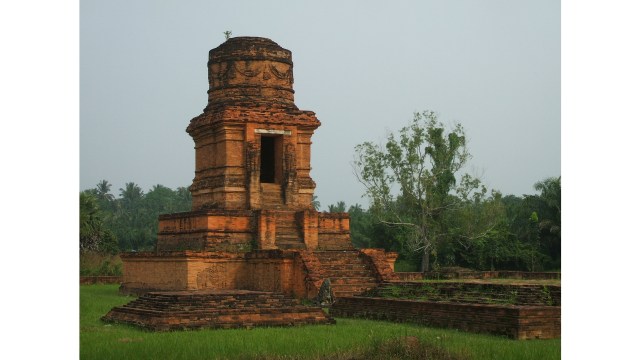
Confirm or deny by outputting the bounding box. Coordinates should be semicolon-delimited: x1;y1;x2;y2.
447;190;512;270
311;195;321;211
119;182;144;207
80;192;117;253
354;110;482;271
500;192;555;271
113;182;149;250
174;186;193;211
348;204;373;248
95;180;115;202
82;181;193;252
534;177;561;217
328;201;346;213
533;176;561;269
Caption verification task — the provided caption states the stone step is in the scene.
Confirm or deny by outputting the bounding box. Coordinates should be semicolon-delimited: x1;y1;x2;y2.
277;233;301;239
314;251;361;257
277;224;300;228
324;269;373;278
321;264;370;272
329;277;378;285
331;284;378;297
314;255;365;263
275;242;306;250
330;282;378;289
262;195;284;205
312;250;380;297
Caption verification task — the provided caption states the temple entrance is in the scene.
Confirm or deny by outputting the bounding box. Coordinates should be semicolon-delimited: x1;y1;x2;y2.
260;136;282;183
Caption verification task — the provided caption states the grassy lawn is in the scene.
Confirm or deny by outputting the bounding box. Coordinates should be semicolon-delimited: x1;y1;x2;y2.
80;285;560;359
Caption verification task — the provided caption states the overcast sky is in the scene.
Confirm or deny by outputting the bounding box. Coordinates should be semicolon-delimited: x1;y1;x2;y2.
80;0;559;209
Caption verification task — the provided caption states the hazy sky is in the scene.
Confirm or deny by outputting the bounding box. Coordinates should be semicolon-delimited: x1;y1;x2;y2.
80;0;559;209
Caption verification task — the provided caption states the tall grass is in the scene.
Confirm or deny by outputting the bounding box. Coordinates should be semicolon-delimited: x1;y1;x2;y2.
80;285;560;360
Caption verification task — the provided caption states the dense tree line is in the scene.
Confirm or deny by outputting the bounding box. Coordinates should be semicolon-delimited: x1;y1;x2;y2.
80;180;191;252
327;176;560;272
349;110;560;272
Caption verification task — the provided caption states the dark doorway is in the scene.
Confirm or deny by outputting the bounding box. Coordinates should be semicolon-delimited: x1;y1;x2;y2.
260;136;276;183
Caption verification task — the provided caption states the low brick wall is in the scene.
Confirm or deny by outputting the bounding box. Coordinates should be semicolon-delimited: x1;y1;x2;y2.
395;272;423;281
331;296;560;339
80;276;123;285
369;282;561;306
423;270;561;280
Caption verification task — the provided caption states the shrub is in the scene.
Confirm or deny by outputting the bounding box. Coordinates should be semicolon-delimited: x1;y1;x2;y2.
80;252;123;276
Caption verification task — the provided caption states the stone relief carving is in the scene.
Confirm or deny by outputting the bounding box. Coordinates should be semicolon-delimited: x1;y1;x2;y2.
196;264;228;289
269;64;293;85
233;62;263;77
211;61;293;85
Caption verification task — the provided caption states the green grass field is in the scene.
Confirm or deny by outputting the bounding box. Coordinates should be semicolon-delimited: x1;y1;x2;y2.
80;285;560;359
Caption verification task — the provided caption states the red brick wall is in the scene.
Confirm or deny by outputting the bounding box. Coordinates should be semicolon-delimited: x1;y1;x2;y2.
317;212;352;250
120;252;191;294
157;210;255;252
331;297;560;339
120;250;313;298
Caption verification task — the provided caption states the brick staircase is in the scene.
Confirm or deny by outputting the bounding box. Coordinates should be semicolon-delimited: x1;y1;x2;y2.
314;250;379;297
275;211;305;249
102;289;335;331
261;183;284;209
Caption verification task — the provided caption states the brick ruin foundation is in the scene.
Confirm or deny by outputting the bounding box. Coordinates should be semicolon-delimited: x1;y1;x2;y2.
104;37;398;330
331;282;561;339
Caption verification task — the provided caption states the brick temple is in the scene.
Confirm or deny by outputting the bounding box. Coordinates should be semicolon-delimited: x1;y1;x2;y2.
105;37;398;330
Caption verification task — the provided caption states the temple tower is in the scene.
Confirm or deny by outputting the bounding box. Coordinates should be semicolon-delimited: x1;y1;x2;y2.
154;37;350;252
118;37;398;299
187;37;318;211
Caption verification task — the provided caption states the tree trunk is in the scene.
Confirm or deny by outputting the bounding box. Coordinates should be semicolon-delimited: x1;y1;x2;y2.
420;251;430;272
